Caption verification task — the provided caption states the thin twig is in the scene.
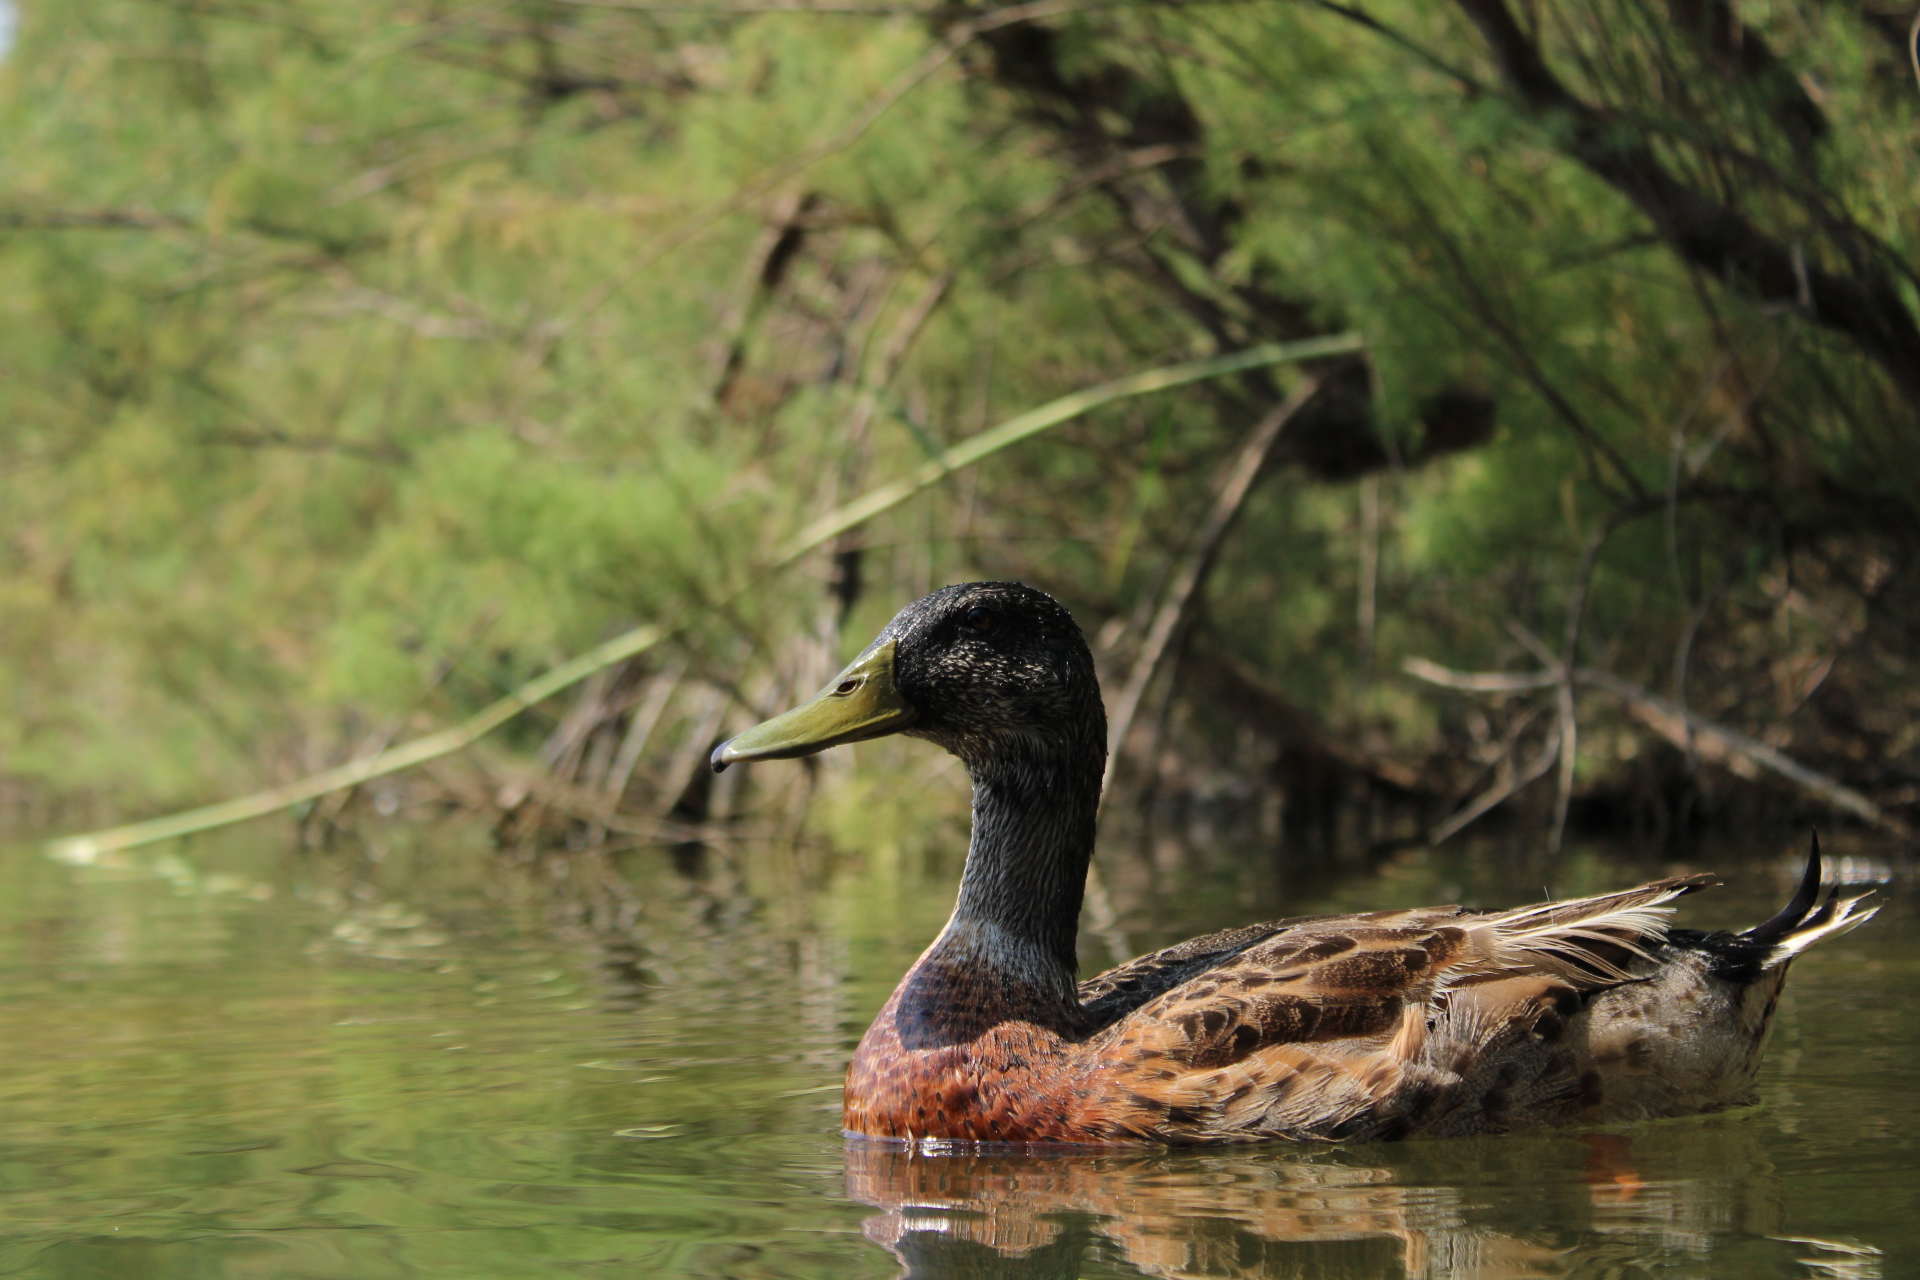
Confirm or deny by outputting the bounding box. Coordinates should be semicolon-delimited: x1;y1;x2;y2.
1400;658;1555;692
1911;4;1919;95
658;686;729;818
1547;521;1618;851
604;664;685;806
46;624;668;865
299;718;404;844
1081;861;1132;966
1386;170;1649;504
816;142;1193;469
1356;475;1380;684
1099;370;1333;805
841;268;957;464
1581;669;1904;836
1671;584;1719;771
1664;344;1745;604
539;667;620;778
709;186;813;402
1435;703;1543;817
1429;721;1560;845
1454;0;1920;416
1305;0;1487;90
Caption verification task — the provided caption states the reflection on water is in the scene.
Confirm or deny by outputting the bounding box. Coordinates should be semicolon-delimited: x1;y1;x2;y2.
853;1142;1541;1279
0;818;1911;1278
847;1124;1884;1279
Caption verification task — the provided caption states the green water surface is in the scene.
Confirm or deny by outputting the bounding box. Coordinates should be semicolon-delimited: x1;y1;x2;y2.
0;820;1912;1279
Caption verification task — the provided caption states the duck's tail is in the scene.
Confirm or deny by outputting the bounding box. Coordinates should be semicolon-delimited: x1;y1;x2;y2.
1464;873;1716;985
1740;831;1880;968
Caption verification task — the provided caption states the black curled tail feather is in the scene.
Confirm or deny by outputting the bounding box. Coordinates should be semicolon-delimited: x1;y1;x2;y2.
1678;831;1880;984
1744;830;1824;948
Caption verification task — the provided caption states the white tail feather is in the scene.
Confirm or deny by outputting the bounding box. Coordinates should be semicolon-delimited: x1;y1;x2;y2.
1486;879;1702;933
1446;887;1696;986
1485;904;1678;982
1767;893;1881;965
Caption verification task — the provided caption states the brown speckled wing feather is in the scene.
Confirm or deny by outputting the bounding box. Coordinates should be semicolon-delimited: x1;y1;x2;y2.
1075;915;1338;1030
1080;912;1470;1141
1071;877;1714;1142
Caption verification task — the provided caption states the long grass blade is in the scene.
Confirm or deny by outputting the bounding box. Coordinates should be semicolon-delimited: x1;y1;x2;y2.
47;334;1359;860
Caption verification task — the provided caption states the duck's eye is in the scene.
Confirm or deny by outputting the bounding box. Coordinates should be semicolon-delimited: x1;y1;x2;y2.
964;607;995;633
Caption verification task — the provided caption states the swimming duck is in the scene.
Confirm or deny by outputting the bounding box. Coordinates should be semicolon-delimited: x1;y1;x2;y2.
711;582;1878;1145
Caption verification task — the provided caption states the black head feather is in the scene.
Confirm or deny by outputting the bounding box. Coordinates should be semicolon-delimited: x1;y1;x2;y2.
873;581;1106;776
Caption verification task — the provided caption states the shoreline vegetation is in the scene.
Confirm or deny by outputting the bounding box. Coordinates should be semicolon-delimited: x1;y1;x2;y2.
48;337;1360;859
4;1;1919;863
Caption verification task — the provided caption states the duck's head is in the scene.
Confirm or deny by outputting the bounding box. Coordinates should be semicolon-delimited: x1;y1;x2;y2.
710;581;1105;775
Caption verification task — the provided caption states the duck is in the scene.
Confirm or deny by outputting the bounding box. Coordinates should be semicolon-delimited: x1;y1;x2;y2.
710;581;1879;1145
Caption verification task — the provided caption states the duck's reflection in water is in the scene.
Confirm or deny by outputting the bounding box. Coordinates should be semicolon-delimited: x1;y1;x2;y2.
846;1123;1875;1279
851;1142;1554;1279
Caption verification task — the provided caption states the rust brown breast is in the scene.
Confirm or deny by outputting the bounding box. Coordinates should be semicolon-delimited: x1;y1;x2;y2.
843;971;1124;1142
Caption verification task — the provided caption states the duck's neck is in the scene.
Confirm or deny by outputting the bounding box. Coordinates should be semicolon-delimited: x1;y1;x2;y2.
920;730;1104;1024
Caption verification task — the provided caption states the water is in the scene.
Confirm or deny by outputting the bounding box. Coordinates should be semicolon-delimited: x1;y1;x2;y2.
0;817;1912;1279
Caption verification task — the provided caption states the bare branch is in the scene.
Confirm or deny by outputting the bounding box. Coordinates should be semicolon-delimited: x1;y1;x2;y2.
1546;513;1631;851
709;186;816;403
1402;656;1910;836
1429;720;1560;844
1100;370;1335;804
1664;0;1827;155
1400;657;1555;692
603;664;684;806
1183;646;1426;792
1579;668;1906;836
1912;5;1920;96
1304;0;1487;91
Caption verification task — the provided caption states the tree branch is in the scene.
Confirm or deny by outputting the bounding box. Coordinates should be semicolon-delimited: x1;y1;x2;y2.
1402;656;1909;836
1453;0;1920;415
1429;720;1560;845
1099;369;1334;804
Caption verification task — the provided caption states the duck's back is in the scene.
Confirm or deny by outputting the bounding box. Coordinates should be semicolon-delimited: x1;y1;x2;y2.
1065;872;1873;1143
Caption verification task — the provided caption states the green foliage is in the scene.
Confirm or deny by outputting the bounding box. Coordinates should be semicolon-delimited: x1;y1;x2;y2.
2;0;1916;827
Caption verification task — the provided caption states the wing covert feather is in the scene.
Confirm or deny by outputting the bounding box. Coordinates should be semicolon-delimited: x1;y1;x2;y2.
1069;879;1714;1141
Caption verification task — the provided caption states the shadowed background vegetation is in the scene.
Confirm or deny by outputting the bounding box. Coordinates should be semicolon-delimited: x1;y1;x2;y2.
3;0;1919;861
